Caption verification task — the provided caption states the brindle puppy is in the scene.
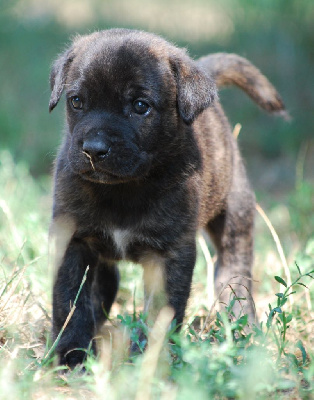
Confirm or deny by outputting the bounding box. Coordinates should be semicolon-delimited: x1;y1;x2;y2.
49;29;286;367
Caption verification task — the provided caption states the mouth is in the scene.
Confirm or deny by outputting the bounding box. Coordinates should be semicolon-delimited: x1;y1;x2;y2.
80;168;141;184
69;145;153;184
74;149;124;183
78;157;151;184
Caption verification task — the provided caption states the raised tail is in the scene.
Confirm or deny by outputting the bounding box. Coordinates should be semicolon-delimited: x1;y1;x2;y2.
197;53;289;119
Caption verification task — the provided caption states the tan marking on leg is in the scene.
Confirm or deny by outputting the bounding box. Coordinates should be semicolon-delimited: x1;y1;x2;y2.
141;254;168;324
49;215;76;282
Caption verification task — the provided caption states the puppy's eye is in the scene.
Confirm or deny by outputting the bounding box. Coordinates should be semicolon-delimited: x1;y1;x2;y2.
70;96;83;110
132;100;151;115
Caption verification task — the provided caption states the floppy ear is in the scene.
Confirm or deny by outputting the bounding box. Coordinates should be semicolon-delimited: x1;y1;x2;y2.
170;54;217;124
49;48;73;112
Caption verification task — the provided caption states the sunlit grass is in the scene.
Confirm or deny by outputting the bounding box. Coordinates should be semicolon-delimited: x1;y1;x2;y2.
0;151;313;399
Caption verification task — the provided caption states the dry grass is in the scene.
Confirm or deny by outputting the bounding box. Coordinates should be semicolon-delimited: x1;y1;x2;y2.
0;150;313;399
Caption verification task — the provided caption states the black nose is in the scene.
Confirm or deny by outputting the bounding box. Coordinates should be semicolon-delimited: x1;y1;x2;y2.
82;137;110;161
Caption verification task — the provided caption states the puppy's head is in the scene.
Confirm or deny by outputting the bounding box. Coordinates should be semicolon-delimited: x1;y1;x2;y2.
50;29;217;184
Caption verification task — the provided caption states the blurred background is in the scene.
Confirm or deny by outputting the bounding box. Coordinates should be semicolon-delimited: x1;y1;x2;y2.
0;0;313;196
0;3;313;374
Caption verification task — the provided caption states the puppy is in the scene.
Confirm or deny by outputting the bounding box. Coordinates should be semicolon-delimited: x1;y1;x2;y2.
49;29;286;367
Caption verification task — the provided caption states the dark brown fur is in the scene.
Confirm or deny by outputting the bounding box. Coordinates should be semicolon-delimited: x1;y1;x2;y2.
49;29;286;367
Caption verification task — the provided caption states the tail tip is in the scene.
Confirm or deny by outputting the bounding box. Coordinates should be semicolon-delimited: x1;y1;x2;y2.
273;109;291;122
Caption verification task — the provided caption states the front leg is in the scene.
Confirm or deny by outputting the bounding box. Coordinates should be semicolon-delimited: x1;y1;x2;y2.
130;241;195;354
142;239;196;330
165;241;197;327
53;237;98;367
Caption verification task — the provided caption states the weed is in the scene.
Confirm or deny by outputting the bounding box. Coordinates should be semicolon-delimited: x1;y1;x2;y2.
0;151;313;399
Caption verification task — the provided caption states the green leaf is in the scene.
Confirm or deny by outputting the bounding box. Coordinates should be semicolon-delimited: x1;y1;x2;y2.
266;309;276;328
273;307;282;313
286;314;293;323
276;315;283;324
228;299;236;311
275;293;284;298
297;282;308;289
216;311;222;321
296;340;307;364
214;333;225;343
285;352;299;367
215;316;222;327
275;276;287;287
237;314;248;327
281;297;288;306
130;332;139;342
189;326;197;337
295;262;301;275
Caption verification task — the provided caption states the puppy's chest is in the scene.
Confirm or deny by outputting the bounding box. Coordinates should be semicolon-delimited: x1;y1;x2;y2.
105;227;153;260
111;228;134;258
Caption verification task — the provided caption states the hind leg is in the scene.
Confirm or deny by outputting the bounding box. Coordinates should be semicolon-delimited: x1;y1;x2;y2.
207;177;256;322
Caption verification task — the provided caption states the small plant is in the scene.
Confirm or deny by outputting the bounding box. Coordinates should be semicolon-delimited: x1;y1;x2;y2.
163;268;313;399
0;152;313;399
265;265;313;373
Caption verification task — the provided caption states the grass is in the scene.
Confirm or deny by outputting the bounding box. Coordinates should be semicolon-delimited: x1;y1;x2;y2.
0;150;313;399
1;1;313;397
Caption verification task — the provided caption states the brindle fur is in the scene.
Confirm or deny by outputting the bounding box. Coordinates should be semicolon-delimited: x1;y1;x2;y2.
49;29;286;367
